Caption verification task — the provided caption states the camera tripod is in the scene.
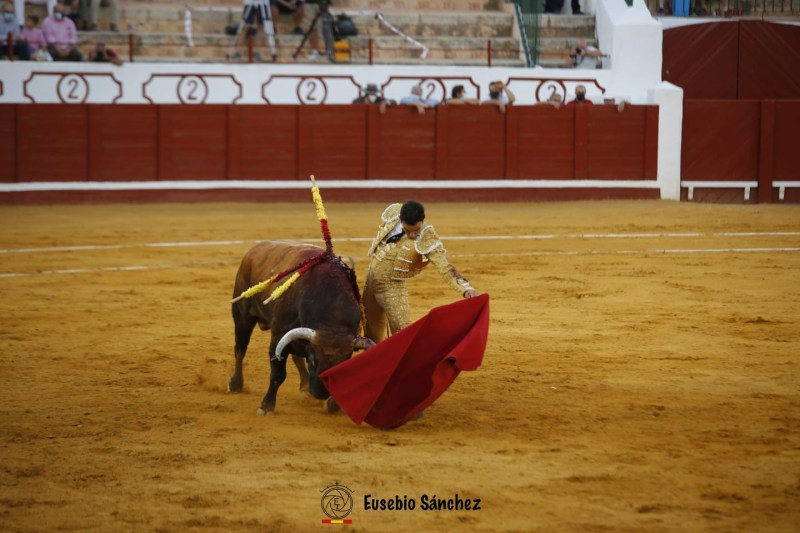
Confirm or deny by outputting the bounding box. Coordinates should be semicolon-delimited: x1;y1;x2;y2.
236;0;278;61
292;0;335;62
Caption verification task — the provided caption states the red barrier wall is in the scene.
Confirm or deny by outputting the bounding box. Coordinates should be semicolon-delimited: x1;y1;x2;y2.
0;104;659;188
663;21;800;100
0;106;14;183
90;105;158;181
682;100;761;182
663;22;740;100
682;99;800;203
773;101;800;182
739;21;800;100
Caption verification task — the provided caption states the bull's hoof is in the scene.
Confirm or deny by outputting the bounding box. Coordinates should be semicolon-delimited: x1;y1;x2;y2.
299;381;310;393
324;397;341;414
228;374;243;393
256;408;275;416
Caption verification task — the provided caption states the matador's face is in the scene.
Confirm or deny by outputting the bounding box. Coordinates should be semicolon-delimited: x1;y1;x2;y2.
401;220;424;239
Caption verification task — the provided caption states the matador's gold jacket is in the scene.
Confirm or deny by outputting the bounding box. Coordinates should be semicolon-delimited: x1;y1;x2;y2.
366;204;474;296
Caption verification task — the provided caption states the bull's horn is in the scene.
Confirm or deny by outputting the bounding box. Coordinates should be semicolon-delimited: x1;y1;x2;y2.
275;327;317;361
353;337;376;351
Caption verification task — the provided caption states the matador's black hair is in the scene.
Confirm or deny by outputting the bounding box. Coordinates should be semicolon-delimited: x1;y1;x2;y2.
400;200;425;225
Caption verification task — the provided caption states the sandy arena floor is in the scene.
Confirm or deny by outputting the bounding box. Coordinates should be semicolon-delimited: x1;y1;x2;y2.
0;201;799;532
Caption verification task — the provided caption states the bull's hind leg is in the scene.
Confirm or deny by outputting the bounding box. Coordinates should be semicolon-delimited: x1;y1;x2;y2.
292;355;309;392
257;349;288;416
229;306;257;393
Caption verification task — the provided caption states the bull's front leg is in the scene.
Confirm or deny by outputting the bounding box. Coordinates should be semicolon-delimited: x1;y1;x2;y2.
257;354;288;416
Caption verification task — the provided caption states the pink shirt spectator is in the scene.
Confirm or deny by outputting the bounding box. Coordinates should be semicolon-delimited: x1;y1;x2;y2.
20;26;47;53
42;14;77;52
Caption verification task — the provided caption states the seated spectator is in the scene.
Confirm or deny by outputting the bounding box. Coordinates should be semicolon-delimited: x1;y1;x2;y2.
88;41;121;65
271;0;305;35
352;83;392;113
20;14;47;58
446;84;479;105
0;1;30;60
570;38;603;69
43;3;81;61
567;84;593;105
82;0;119;32
481;80;515;112
539;92;563;109
399;84;438;115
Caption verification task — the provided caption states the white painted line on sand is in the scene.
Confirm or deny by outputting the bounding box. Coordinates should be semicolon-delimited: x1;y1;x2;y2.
1;231;798;255
2;247;799;279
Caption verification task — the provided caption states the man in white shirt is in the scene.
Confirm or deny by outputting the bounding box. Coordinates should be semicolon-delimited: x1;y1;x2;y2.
571;38;603;69
399;85;438;115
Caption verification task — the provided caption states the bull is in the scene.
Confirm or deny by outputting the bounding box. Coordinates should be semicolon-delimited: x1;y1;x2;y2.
229;240;373;415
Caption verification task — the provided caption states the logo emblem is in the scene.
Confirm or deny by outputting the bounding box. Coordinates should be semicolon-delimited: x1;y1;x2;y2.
321;482;354;520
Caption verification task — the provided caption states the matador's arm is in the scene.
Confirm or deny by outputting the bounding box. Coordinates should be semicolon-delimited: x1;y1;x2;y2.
416;226;475;297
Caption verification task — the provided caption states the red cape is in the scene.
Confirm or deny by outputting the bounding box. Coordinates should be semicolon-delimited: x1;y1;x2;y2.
319;294;490;429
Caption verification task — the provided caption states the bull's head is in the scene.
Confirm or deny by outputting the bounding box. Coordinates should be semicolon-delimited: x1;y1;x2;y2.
275;327;375;399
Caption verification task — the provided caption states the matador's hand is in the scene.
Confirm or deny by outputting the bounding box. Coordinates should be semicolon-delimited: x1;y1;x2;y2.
463;289;478;298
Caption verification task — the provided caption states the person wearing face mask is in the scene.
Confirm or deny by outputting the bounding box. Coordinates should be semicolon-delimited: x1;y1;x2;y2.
43;3;82;61
567;84;594;105
363;201;478;344
352;83;393;114
481;80;515;112
0;1;31;60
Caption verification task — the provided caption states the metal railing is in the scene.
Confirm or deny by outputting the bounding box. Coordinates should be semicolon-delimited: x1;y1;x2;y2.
509;0;542;67
3;33;518;66
647;0;799;15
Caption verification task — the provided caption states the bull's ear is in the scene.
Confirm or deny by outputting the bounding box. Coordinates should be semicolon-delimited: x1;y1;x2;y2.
353;337;376;351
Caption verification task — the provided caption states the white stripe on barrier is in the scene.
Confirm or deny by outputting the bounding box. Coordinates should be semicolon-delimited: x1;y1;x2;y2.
0;179;662;192
1;231;799;255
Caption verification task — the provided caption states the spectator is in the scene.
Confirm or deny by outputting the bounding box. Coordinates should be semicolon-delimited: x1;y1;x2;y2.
20;15;47;57
43;3;81;61
567;84;593;105
446;84;479;105
63;0;82;29
545;0;583;14
0;1;30;60
539;92;563;109
83;0;119;32
88;41;121;65
271;0;305;35
352;83;392;113
481;80;515;112
570;38;603;69
399;84;438;115
695;0;729;15
603;96;628;113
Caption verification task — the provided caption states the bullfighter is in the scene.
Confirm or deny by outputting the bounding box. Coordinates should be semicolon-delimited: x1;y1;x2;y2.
364;200;478;343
